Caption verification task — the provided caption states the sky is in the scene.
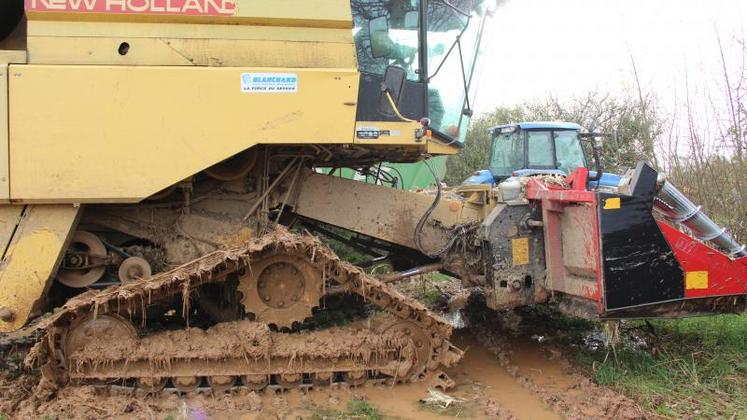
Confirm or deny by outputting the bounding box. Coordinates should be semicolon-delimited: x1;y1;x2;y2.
471;0;747;116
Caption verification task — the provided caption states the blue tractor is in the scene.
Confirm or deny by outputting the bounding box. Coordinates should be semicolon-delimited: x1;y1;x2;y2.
463;121;621;188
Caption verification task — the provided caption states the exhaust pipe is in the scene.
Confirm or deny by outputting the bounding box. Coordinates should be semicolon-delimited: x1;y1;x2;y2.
654;179;747;258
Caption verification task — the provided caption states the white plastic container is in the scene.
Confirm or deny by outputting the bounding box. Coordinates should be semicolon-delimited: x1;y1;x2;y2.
498;178;522;202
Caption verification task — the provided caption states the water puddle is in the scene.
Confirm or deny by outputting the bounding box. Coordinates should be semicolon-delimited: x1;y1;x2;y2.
216;330;560;419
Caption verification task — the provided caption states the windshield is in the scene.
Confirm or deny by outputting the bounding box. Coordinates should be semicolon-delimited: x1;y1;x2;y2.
489;128;587;177
489;131;524;177
426;0;488;141
554;130;586;174
352;0;422;81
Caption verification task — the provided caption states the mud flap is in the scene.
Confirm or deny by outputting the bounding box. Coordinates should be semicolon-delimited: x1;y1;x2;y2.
0;204;80;332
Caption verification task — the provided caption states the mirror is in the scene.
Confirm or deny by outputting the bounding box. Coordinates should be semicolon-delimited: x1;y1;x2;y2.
404;11;419;29
369;16;392;59
378;65;407;116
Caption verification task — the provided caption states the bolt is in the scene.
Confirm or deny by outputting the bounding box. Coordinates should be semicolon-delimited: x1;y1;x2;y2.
278;301;285;308
404;328;411;336
510;279;523;291
0;307;14;322
261;294;270;301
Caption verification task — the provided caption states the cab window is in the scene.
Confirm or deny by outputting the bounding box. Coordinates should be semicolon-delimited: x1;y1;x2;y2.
554;130;586;174
489;131;524;177
352;0;421;81
527;131;554;168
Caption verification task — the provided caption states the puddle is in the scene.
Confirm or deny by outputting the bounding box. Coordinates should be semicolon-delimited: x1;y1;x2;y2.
213;330;560;419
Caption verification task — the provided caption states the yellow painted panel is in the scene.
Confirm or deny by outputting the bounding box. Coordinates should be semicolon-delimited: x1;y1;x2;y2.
0;204;80;332
512;237;530;266
9;65;359;202
0;206;24;255
26;0;353;28
29;20;353;43
603;197;621;210
0;65;8;201
427;139;460;156
28;36;356;68
0;50;27;65
685;271;708;290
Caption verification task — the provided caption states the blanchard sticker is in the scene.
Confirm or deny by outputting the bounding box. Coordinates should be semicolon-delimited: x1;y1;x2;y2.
240;73;298;94
25;0;237;16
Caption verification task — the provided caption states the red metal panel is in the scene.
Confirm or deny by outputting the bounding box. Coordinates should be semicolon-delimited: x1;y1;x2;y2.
525;179;596;203
528;172;603;311
658;221;747;298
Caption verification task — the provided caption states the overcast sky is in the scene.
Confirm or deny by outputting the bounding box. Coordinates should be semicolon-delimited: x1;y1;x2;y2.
472;0;747;116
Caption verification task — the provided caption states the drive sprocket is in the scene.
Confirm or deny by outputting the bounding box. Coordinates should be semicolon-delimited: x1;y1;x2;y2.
237;252;323;329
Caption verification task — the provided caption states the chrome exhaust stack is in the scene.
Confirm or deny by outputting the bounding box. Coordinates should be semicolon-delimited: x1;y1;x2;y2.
654;178;747;258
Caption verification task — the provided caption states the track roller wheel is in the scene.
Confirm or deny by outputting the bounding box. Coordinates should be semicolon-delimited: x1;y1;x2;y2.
311;372;332;387
344;370;368;387
118;256;152;284
208;375;235;393
204;149;259;181
377;320;432;382
277;373;302;389
63;314;137;361
57;231;108;288
138;377;167;393
173;376;201;393
242;374;268;392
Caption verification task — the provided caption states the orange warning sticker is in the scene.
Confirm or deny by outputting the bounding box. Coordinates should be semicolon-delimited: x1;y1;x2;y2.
685;271;708;290
603;197;621;210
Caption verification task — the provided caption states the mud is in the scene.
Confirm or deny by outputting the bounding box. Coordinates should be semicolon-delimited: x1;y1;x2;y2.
1;316;647;420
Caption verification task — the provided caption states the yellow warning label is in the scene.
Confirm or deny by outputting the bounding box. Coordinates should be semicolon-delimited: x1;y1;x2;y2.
512;238;529;266
685;271;709;290
603;197;621;210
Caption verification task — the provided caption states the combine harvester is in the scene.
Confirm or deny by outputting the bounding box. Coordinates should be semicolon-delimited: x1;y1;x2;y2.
0;0;743;393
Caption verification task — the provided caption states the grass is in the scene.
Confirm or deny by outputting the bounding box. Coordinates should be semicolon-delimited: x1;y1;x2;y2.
575;315;747;419
312;399;383;420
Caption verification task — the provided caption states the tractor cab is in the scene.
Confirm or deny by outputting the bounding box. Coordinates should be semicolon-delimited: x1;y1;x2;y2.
465;122;587;185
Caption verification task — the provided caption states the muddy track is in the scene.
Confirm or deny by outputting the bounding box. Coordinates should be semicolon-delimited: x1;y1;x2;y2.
24;228;462;393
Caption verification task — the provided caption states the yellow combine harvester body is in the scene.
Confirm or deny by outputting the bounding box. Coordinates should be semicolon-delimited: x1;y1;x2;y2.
0;0;467;332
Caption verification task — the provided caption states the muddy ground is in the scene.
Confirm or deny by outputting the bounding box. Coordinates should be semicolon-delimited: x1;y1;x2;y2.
0;295;646;420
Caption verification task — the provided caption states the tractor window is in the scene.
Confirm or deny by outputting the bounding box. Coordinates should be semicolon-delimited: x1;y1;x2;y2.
554;130;586;174
527;131;554;168
352;0;421;81
489;132;524;177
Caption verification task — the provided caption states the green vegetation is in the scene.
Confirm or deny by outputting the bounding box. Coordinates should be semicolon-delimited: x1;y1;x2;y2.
312;399;383;420
577;315;747;419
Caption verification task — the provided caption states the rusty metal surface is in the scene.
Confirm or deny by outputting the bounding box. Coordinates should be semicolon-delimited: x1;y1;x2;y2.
293;171;482;251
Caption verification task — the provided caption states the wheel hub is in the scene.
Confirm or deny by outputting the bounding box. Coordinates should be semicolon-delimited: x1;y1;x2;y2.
238;253;323;329
257;262;305;309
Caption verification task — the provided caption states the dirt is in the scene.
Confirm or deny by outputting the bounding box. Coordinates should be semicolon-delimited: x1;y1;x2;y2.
1;315;647;420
